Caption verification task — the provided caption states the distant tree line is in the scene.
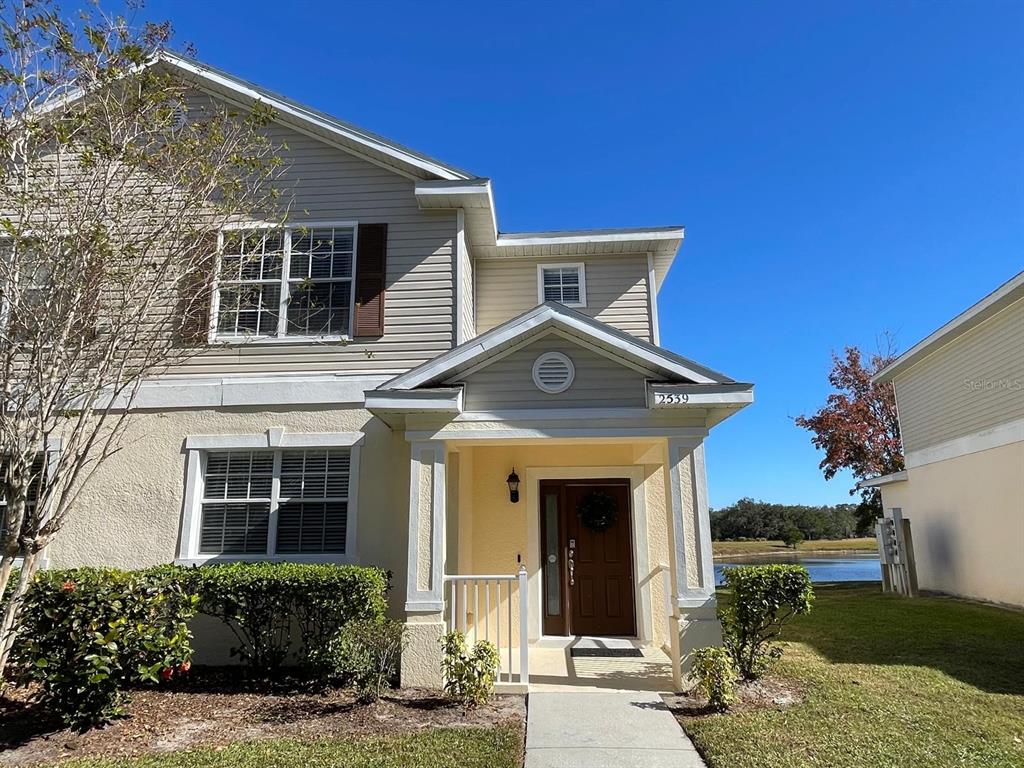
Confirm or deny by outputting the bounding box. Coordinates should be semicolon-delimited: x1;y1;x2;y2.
710;498;867;541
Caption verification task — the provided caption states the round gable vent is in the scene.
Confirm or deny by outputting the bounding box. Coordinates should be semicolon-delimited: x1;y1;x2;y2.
532;352;575;394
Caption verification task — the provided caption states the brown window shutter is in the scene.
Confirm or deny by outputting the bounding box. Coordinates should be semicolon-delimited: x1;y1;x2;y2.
179;233;218;346
353;223;387;338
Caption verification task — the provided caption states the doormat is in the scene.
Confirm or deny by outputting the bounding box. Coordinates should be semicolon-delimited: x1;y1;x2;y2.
570;648;643;658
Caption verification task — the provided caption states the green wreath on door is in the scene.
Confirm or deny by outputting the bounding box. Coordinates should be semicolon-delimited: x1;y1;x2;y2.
576;489;618;532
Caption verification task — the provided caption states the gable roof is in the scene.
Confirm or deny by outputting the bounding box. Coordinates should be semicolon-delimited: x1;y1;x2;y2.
414;180;684;290
155;51;475;182
84;52;684;283
875;270;1024;383
380;302;741;390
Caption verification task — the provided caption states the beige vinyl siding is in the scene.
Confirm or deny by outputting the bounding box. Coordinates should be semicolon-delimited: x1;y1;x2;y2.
894;297;1024;452
459;333;649;410
474;255;652;340
176;93;456;376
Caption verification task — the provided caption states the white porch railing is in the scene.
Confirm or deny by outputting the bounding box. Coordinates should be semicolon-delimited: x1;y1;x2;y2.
443;565;529;685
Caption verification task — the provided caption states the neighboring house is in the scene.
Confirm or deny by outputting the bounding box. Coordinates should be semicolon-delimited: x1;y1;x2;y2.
45;53;754;687
863;271;1024;607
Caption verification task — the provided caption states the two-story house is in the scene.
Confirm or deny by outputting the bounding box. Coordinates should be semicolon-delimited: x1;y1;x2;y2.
47;53;754;688
862;271;1023;608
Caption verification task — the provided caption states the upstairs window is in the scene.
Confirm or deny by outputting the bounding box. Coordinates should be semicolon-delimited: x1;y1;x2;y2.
538;263;586;308
213;225;356;340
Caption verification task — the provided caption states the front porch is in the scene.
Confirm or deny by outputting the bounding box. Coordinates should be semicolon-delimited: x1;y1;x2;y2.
473;633;676;693
400;435;726;692
362;302;754;690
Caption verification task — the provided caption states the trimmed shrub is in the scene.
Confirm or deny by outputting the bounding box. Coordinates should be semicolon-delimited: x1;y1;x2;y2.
441;630;499;707
720;564;814;679
14;567;197;729
329;617;406;701
171;562;390;675
691;646;737;711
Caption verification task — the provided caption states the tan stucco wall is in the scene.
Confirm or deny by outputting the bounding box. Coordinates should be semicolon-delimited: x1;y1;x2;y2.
879;440;1024;606
46;408;708;677
48;406;412;614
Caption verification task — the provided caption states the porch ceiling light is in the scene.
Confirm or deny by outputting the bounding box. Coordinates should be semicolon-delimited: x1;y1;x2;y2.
506;468;520;504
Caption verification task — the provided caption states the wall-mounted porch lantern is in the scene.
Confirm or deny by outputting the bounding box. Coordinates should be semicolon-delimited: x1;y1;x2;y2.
506;469;520;504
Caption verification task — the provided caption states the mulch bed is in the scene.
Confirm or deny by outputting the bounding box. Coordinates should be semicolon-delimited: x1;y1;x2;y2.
0;670;525;767
663;674;805;718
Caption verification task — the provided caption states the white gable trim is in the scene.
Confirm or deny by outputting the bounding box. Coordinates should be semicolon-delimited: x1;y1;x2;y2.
382;304;728;390
450;327;661;384
875;270;1024;383
158;52;471;182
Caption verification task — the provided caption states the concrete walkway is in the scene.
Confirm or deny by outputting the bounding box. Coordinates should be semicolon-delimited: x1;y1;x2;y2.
525;690;706;768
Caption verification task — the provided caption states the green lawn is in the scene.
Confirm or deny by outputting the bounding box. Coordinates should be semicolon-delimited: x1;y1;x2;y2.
679;584;1024;768
712;538;877;557
54;728;522;768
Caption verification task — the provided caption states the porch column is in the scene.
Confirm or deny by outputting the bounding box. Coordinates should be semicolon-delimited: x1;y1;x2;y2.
664;437;722;688
401;440;447;688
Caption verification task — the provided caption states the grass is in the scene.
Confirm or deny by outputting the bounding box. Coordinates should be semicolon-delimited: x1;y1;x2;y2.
679;584;1024;768
712;537;877;557
53;727;523;768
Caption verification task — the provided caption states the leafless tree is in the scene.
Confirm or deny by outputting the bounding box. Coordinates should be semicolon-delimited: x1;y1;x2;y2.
0;0;284;676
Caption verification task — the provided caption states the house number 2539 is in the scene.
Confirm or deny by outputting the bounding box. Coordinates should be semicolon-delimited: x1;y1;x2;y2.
654;393;689;405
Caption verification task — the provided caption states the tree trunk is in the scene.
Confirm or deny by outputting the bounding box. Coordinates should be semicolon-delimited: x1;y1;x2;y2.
0;550;38;681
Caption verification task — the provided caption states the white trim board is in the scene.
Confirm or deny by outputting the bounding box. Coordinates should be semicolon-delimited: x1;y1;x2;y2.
904;417;1024;469
455;208;468;345
405;426;709;442
112;374;390;410
184;428;364;451
858;470;909;488
497;227;684;246
647;252;661;346
365;388;464;413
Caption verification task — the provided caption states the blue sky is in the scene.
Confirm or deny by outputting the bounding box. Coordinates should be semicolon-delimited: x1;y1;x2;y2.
138;1;1023;508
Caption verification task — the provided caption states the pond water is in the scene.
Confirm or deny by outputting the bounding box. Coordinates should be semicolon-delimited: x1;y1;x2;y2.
714;552;881;585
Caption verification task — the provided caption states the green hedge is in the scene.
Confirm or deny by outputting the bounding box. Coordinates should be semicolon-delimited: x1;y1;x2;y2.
14;567;197;728
165;562;391;675
12;562;390;728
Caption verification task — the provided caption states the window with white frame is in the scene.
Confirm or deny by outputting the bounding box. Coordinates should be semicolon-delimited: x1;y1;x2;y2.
0;239;61;342
214;225;356;340
538;263;586;307
192;446;354;558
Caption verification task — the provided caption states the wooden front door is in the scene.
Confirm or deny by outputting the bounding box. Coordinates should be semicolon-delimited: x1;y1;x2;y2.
539;479;636;637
